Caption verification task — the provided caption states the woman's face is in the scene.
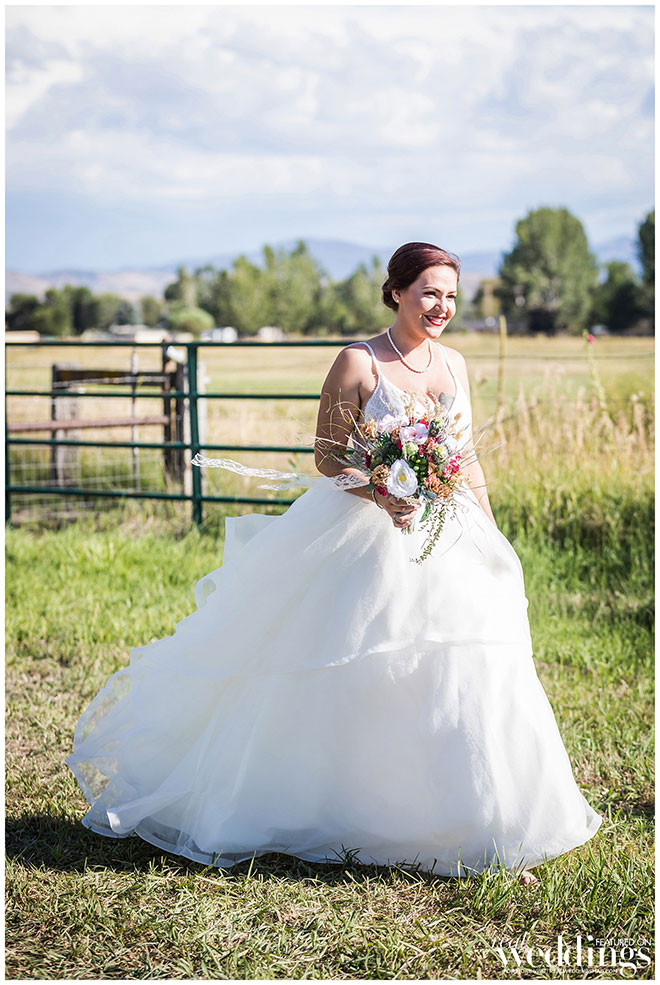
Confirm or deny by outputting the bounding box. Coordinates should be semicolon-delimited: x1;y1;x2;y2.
392;264;458;338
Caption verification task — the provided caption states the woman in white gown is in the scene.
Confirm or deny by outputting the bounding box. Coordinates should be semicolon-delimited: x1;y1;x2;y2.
66;242;602;886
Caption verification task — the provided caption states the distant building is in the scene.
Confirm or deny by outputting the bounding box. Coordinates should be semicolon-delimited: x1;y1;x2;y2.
257;325;285;342
4;330;40;343
107;324;172;343
460;319;500;333
201;326;238;342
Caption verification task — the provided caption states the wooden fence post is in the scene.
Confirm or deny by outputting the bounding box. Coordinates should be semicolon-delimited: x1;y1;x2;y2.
49;364;80;486
496;315;508;413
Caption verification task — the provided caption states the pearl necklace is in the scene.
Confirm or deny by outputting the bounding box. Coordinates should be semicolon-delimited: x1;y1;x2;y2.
386;326;434;374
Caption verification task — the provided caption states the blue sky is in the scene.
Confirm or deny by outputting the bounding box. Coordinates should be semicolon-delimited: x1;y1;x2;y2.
5;3;654;272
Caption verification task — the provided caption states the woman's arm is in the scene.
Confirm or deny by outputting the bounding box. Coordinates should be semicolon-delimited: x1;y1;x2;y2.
447;349;498;529
314;347;376;503
314;348;418;524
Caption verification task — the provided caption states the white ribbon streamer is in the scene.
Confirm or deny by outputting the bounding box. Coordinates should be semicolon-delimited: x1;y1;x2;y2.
191;453;369;492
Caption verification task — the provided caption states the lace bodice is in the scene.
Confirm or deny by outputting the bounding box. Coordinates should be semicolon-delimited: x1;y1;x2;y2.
349;341;472;433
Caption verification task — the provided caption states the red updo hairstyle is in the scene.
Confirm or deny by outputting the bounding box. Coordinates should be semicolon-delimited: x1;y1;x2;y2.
382;242;461;312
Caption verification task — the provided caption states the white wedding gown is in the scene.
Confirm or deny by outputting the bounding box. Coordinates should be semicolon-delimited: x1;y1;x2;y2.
66;343;602;878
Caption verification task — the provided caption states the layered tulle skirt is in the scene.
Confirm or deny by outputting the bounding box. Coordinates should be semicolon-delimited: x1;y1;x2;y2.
66;477;602;877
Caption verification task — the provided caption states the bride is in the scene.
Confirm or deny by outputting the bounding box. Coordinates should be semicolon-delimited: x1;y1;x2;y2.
66;242;602;888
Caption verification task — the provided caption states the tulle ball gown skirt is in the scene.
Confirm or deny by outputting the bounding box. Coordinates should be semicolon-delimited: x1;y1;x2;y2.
66;477;602;878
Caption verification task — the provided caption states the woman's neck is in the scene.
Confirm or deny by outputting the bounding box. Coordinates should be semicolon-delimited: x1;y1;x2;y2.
388;320;430;356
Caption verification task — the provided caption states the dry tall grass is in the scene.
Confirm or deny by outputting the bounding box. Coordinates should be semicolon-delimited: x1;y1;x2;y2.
6;337;653;530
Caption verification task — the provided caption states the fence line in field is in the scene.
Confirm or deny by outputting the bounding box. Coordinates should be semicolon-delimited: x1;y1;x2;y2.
5;334;653;526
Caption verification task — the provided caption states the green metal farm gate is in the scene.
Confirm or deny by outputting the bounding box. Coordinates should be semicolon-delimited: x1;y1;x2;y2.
5;339;349;525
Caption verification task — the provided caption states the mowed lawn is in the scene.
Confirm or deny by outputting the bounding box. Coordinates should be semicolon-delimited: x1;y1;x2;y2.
5;335;654;979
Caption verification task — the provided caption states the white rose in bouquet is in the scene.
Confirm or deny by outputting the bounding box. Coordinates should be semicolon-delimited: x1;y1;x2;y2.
386;459;419;498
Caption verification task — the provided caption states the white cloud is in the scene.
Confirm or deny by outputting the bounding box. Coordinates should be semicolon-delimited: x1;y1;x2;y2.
5;57;85;129
5;3;654;257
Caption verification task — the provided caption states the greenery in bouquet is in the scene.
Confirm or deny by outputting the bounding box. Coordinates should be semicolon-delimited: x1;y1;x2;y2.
331;391;473;564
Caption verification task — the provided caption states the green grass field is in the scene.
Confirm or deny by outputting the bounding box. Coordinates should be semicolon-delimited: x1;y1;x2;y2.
5;336;654;979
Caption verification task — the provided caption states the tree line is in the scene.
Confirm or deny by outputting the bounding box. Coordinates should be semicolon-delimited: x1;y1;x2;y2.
6;207;654;338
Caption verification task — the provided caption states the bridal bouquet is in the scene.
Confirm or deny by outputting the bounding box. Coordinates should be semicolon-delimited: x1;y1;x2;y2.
327;391;470;563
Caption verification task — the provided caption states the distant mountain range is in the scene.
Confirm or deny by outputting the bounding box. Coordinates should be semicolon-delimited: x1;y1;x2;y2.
5;235;639;303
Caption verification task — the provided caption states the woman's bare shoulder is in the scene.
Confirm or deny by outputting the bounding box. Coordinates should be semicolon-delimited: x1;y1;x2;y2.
441;344;471;392
442;344;468;371
323;342;375;387
441;342;466;365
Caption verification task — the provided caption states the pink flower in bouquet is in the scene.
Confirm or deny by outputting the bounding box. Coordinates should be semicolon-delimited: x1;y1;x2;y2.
587;333;595;343
443;457;461;478
377;413;409;435
400;422;429;445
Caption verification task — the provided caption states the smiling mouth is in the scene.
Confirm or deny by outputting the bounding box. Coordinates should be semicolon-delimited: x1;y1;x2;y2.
425;315;446;326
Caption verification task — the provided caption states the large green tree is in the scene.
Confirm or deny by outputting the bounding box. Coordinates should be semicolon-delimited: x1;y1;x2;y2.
166;305;214;337
32;288;73;337
222;256;272;336
200;269;234;327
263;241;324;334
114;299;137;325
497;207;599;334
139;295;163;327
6;293;41;333
637;210;654;288
164;266;198;307
637;210;654;325
590;261;645;334
306;280;348;336
330;258;387;336
193;265;224;323
69;286;98;335
95;293;127;330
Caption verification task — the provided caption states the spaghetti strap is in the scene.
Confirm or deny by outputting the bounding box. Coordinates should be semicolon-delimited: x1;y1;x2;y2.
438;343;460;400
347;341;380;386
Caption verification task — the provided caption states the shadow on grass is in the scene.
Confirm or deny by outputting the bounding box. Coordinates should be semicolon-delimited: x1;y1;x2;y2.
5;812;458;887
608;798;655;820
